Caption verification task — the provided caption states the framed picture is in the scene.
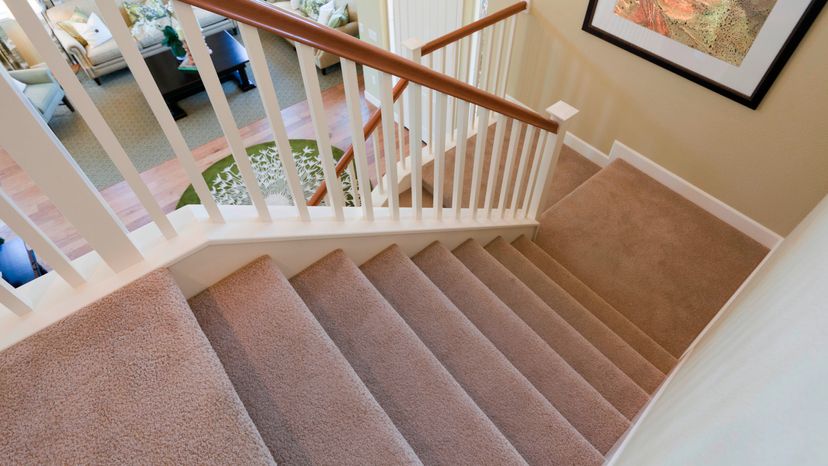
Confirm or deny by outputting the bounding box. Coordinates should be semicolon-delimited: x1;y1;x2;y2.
583;0;827;109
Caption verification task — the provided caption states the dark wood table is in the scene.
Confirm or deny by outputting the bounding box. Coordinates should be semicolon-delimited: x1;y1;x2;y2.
145;31;256;120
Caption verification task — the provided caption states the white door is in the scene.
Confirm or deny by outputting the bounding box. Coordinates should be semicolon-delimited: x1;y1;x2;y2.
388;0;467;144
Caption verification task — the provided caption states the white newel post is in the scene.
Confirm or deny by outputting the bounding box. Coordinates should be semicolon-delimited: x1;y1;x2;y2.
527;101;579;220
404;38;424;220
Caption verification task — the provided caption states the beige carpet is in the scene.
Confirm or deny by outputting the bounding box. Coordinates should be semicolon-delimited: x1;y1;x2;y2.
189;256;419;465
413;242;630;454
535;159;768;356
290;250;526;465
361;245;602;465
0;269;274;464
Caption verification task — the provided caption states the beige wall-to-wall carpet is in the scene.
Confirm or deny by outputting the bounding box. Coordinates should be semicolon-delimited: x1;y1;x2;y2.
490;0;828;236
46;30;344;189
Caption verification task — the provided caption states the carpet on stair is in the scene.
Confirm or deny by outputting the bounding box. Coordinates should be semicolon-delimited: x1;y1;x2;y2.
0;269;274;465
511;235;677;373
413;242;630;454
486;237;665;393
535;159;768;356
290;250;526;465
189;256;420;465
362;245;603;465
453;239;649;420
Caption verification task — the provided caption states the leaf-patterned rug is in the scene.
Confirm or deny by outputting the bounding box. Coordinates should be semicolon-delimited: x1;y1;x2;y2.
177;139;355;209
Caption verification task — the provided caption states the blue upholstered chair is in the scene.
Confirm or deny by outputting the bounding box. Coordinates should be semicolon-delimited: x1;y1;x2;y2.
8;68;73;123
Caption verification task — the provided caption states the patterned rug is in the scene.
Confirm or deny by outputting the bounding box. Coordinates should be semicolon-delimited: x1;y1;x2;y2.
47;30;344;190
177;139;355;208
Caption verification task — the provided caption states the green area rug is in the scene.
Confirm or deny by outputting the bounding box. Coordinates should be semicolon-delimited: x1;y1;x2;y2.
177;139;355;209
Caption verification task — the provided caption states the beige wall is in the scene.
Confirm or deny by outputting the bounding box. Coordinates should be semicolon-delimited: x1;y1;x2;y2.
610;193;828;465
354;0;389;101
492;0;828;236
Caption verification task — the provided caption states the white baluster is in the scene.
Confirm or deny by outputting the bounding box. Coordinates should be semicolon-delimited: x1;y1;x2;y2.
498;120;523;218
404;38;424;220
347;161;361;207
294;43;345;221
510;125;537;217
239;24;310;221
8;0;176;238
340;58;374;221
379;72;400;220
484;114;508;218
489;21;506;94
469;108;490;219
523;130;548;218
425;54;434;150
479;26;495;96
452;101;470;219
468;29;486;133
0;188;84;287
433;92;448;220
173;2;272;221
396;94;406;170
0;280;30;316
0;71;142;273
95;0;223;224
528;102;580;219
371;131;385;194
499;16;518;98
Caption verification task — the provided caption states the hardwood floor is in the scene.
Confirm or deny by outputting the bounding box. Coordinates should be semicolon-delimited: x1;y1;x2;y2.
0;77;412;262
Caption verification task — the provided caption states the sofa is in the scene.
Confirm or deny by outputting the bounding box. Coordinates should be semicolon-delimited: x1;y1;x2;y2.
45;0;236;84
9;67;73;123
271;0;359;73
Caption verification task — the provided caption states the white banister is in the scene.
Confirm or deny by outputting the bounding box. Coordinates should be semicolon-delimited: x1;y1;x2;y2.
499;16;518;97
0;280;30;317
295;43;346;221
452;101;470;220
433;92;448;220
0;189;85;288
8;0;176;239
379;72;400;220
484;114;508;218
340;58;374;221
0;71;142;273
498;120;523;218
528;101;579;219
510;125;537;217
404;38;424;220
173;1;272;221
469;108;490;219
239;24;310;221
94;0;223;224
522;131;548;218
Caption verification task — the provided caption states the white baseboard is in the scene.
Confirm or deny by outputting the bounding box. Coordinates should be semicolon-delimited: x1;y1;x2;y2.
563;132;610;168
364;90;381;108
609;141;783;249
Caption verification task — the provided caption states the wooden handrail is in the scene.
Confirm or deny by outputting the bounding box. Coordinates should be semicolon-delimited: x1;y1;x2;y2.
304;2;531;205
422;2;527;55
307;79;408;206
180;0;555;133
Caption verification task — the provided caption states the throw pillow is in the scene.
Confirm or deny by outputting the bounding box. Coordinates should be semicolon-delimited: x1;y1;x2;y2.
326;2;349;28
122;0;168;26
73;12;113;48
10;77;27;94
298;0;327;20
57;8;91;47
317;1;335;26
290;0;301;8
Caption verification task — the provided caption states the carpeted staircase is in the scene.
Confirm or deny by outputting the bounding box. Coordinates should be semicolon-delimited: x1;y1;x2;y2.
0;154;768;464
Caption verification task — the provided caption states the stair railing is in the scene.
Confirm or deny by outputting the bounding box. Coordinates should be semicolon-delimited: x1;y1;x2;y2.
308;2;527;208
0;0;576;319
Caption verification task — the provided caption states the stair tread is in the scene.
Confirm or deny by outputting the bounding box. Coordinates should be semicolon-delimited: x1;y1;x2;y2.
453;239;649;420
189;257;419;465
0;269;275;465
290;250;525;465
361;245;603;465
512;235;678;373
536;159;769;356
486;237;665;393
413;242;629;455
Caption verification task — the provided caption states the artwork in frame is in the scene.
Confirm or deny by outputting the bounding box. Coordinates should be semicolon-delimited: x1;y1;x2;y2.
583;0;827;108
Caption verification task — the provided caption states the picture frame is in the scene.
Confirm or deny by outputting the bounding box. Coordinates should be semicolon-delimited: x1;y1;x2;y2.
583;0;827;109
